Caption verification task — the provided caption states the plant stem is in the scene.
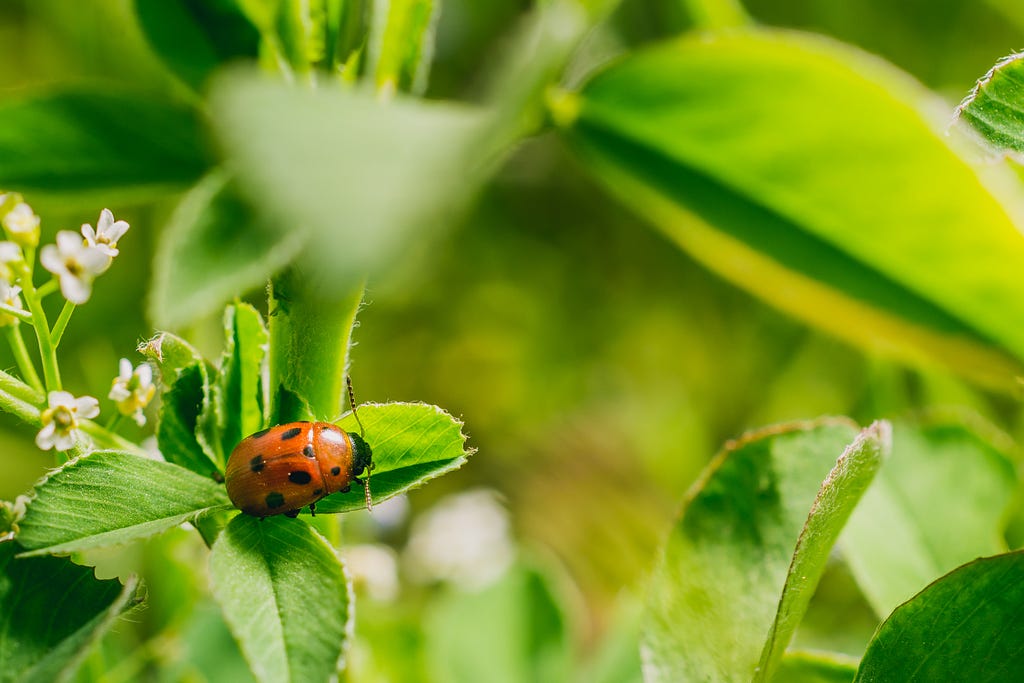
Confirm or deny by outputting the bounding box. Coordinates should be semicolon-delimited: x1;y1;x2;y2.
50;300;75;346
681;0;750;29
79;419;149;457
0;384;41;426
20;272;61;392
0;368;42;405
105;412;124;432
3;326;43;393
35;278;59;299
0;303;32;324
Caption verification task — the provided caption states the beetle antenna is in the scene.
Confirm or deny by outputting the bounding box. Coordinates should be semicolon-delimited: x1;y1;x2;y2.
362;467;374;512
347;376;365;437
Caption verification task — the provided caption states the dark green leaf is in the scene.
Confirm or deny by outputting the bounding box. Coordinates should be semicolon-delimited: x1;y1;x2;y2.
0;90;209;196
957;53;1024;156
563;30;1024;389
312;402;473;514
149;172;307;329
775;651;858;683
425;563;572;683
0;543;143;683
16;450;230;556
841;416;1016;616
218;303;268;458
135;0;260;89
642;419;863;682
157;363;222;477
209;515;351;683
854;552;1024;682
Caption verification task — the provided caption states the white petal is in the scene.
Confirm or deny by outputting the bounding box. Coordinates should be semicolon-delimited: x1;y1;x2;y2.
74;395;100;419
137;363;153;386
39;245;65;276
60;273;91;304
48;390;75;409
55;231;81;254
54;430;76;451
79;247;111;274
109;383;131;401
0;242;20;262
98;209;114;232
35;422;56;450
132;409;146;427
105;220;129;243
81;224;96;244
119;358;133;380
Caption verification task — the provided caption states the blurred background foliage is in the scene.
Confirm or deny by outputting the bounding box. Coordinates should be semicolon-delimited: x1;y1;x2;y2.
2;0;1024;680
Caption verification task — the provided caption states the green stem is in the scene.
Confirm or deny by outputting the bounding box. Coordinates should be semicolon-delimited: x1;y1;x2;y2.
0;384;41;426
50;300;75;346
78;420;149;457
3;326;43;393
21;274;60;392
0;303;32;324
0;367;42;405
105;412;124;432
35;278;59;299
681;0;750;29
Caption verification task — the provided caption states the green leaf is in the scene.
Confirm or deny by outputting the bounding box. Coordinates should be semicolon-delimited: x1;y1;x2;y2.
0;90;209;197
368;0;439;94
840;416;1016;617
209;515;352;683
135;0;261;90
16;451;230;556
956;53;1024;156
0;543;143;683
209;72;491;289
312;402;472;514
854;551;1024;682
757;422;889;681
157;363;223;477
140;332;206;380
561;30;1024;389
641;419;871;682
218;303;269;458
149;172;307;329
426;563;572;683
775;651;858;683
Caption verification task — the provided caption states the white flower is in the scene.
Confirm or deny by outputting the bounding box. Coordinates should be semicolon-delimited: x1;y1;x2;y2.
40;231;109;304
2;203;40;248
81;209;129;258
0;282;24;327
36;391;99;451
0;242;23;284
109;358;156;426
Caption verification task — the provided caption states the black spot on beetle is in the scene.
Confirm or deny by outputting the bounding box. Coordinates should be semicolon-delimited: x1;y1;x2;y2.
303;444;315;458
252;428;271;439
330;466;341;476
281;427;303;440
284;509;300;518
250;455;265;473
289;471;313;485
265;492;286;509
313;488;324;496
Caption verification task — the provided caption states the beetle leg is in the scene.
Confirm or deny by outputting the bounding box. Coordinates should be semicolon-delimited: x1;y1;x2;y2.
284;509;300;519
309;502;317;517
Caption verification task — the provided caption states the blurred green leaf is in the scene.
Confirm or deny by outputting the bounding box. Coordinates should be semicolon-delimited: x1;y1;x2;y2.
562;30;1024;390
209;515;351;683
641;419;867;682
0;90;209;197
157;363;223;477
840;416;1016;617
854;551;1024;681
775;651;858;683
218;303;268;458
757;422;889;681
209;73;491;289
426;562;572;683
0;543;143;683
149;172;307;329
16;450;230;556
368;0;439;94
134;0;260;89
956;53;1024;156
312;402;472;514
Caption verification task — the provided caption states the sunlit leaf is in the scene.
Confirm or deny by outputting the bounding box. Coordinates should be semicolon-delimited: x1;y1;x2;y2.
210;515;351;683
562;30;1024;389
0;543;143;683
312;402;472;514
16;451;230;556
840;416;1016;616
854;552;1024;682
956;52;1024;156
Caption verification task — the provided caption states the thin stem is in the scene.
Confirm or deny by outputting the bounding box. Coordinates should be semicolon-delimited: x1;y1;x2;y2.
78;420;149;457
0;367;42;405
0;384;41;426
681;0;750;29
0;303;32;325
50;300;75;346
105;412;124;432
20;273;60;392
35;278;59;299
3;326;43;393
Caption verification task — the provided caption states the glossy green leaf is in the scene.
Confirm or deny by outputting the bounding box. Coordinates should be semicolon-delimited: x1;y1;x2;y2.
956;53;1024;156
311;402;472;514
0;90;209;196
218;303;268;457
134;0;260;89
641;419;871;682
209;73;491;289
368;0;439;94
209;515;351;683
426;563;571;683
16;451;231;556
157;363;222;477
0;543;143;683
775;651;858;683
149;172;307;329
840;416;1016;617
562;30;1024;389
854;552;1024;682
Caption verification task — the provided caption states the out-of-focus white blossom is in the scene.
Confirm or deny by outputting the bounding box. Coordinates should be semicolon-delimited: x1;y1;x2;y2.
40;231;109;304
344;544;400;602
36;391;99;451
109;358;156;426
2;202;40;248
0;282;24;327
81;208;129;259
